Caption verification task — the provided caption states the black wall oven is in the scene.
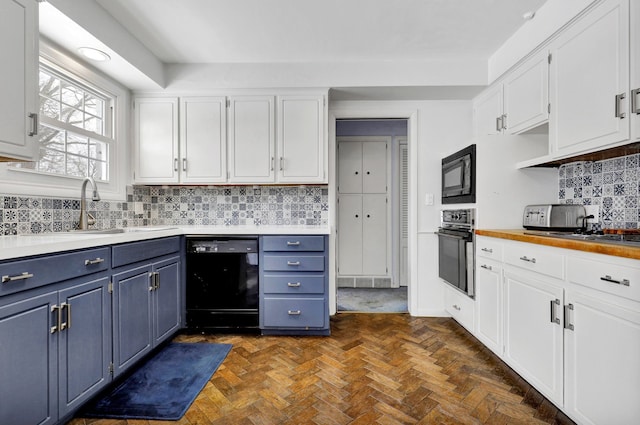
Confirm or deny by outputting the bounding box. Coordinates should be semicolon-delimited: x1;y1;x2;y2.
437;209;475;297
186;236;259;332
441;144;476;204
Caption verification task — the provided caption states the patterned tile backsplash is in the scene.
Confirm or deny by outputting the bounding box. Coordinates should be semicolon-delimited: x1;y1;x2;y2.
559;153;640;230
0;185;328;236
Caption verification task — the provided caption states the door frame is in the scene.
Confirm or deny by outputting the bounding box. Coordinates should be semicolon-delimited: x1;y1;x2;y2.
328;107;418;315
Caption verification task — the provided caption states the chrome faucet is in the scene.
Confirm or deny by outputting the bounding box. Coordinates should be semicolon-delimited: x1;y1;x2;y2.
78;177;101;230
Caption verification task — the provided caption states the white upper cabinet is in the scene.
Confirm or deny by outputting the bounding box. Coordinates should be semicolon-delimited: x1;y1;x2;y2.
631;0;640;141
0;0;38;161
550;0;630;156
503;49;550;134
133;97;179;184
228;96;275;183
473;49;549;137
277;95;326;183
180;97;227;184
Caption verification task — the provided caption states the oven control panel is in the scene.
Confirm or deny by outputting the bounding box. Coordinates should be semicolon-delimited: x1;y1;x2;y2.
441;208;475;229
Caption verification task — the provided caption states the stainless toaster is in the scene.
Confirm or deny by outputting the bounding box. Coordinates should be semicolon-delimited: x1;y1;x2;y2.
523;204;587;230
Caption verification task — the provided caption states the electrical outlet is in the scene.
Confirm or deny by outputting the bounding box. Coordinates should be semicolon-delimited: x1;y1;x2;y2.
584;205;599;223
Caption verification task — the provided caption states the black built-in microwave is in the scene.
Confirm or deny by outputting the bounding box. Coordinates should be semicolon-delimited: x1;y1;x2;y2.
441;144;476;204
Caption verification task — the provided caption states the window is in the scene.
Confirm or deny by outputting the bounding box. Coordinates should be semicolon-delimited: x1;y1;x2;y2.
12;62;114;182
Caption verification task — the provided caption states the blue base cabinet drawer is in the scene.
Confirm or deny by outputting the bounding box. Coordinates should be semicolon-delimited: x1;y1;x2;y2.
262;298;326;328
259;235;329;335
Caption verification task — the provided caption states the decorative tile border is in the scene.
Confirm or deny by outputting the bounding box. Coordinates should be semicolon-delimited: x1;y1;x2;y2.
0;185;328;236
559;153;640;230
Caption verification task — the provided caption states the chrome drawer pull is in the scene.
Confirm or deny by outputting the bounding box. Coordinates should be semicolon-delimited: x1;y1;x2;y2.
84;257;105;266
50;305;60;334
550;299;561;325
519;256;536;264
481;248;493;253
564;304;574;331
600;275;630;286
287;282;301;287
2;272;34;283
287;261;301;266
288;310;301;315
480;264;492;271
452;304;461;311
286;241;301;246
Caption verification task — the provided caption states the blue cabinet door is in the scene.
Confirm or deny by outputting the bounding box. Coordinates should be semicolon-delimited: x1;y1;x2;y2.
0;291;58;425
153;257;181;344
112;264;153;377
58;276;111;417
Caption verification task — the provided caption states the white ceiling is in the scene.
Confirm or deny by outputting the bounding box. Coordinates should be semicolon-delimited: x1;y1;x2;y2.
94;0;547;64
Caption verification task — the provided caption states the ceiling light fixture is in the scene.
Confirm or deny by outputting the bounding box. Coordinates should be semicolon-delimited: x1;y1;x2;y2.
522;11;536;20
77;47;111;62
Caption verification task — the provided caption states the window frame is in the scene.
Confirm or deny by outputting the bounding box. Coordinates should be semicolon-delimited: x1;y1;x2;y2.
0;40;129;201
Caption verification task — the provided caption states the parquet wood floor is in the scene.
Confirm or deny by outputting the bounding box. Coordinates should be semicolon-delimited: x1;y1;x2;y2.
68;314;575;425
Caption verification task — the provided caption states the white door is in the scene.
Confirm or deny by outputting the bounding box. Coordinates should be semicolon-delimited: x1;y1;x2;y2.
362;141;387;193
228;96;275;183
631;0;640;141
0;0;38;161
277;95;325;183
134;98;179;183
337;142;363;194
475;261;503;356
337;194;363;275
503;49;549;134
362;194;387;276
564;290;640;425
473;85;503;137
399;143;408;287
180;97;227;183
503;270;564;406
550;0;629;156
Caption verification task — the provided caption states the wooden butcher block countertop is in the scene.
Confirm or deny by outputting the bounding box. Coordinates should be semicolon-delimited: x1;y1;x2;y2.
475;229;640;261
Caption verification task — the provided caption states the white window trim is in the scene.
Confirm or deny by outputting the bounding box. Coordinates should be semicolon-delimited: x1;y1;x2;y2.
0;40;130;201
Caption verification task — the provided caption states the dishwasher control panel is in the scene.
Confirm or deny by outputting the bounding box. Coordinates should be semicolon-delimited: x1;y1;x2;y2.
187;237;258;253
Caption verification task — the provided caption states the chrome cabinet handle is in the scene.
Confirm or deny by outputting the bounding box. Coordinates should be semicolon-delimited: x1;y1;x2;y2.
287;282;301;287
501;114;507;130
174;158;179;172
615;93;626;119
600;275;630;286
60;302;70;331
495;116;502;132
481;248;493;253
28;112;38;136
280;157;284;171
287;261;301;266
288;310;301;315
271;156;274;171
632;88;640;114
480;264;492;271
519;256;536;264
564;304;574;331
51;305;60;334
550;299;561;324
85;257;105;266
286;241;301;246
2;272;34;283
452;304;461;311
182;158;187;171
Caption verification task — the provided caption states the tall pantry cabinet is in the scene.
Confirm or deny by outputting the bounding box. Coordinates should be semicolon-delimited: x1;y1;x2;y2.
337;140;389;279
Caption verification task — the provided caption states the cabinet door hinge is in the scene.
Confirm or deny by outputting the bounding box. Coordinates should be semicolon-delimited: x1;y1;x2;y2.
108;282;113;294
548;53;552;64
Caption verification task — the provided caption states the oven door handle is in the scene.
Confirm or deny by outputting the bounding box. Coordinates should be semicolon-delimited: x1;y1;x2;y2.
437;231;468;241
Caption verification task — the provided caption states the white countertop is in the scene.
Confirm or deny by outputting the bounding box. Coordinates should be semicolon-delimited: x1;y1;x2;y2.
0;225;330;260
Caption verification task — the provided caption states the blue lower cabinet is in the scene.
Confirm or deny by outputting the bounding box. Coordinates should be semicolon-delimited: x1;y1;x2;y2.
260;235;329;335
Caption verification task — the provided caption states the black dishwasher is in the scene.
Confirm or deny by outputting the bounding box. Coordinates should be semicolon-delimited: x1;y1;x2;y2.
186;236;259;332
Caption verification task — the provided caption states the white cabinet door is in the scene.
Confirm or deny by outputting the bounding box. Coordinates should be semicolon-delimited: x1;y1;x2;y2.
277;95;325;183
337;142;363;194
473;85;503;136
564;290;640;425
362;194;387;276
337;194;363;276
362;141;387;193
503;270;564;406
179;97;227;183
503;49;549;134
475;260;503;356
550;0;629;156
0;0;38;161
133;98;179;184
631;0;640;141
228;96;275;183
